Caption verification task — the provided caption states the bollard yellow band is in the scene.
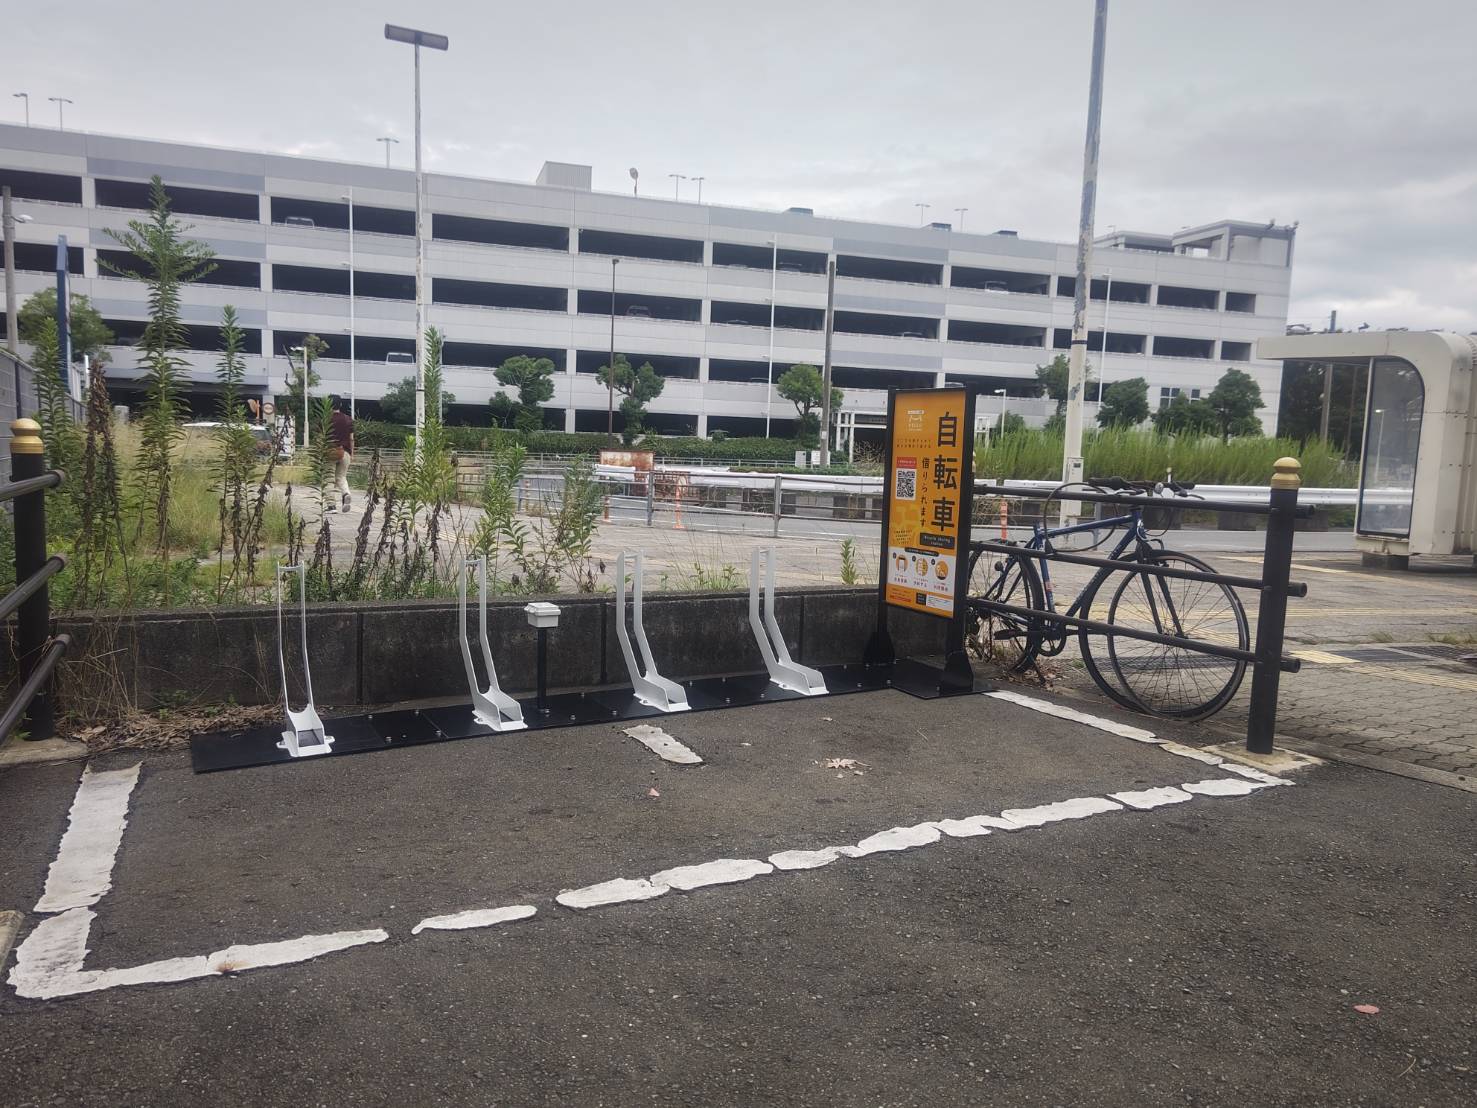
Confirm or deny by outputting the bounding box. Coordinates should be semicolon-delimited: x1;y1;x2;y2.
1271;456;1302;490
9;417;44;455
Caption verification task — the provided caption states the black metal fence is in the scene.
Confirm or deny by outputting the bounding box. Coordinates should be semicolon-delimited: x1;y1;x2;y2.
2;418;68;742
970;460;1308;753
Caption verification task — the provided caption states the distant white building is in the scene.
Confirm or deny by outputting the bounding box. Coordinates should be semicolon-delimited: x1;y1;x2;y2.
1;123;1295;440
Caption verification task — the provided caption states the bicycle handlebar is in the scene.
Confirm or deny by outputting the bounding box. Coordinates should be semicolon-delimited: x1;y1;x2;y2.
1086;475;1198;497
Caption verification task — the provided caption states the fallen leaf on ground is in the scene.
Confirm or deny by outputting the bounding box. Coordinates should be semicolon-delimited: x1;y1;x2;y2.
821;717;833;722
647;787;660;798
1353;1004;1380;1014
822;757;869;770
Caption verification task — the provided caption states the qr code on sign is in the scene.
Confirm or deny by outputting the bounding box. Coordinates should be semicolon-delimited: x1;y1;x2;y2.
894;466;917;500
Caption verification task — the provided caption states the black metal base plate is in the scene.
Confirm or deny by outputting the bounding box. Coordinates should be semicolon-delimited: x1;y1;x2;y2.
188;660;988;773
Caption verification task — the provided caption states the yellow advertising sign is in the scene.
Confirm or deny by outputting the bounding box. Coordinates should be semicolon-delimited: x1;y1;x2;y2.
884;389;969;618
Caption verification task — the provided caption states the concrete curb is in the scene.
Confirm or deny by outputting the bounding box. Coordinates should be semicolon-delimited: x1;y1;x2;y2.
0;736;90;770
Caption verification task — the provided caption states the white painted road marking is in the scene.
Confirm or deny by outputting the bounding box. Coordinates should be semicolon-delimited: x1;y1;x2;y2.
987;690;1159;743
853;823;943;856
35;764;141;913
412;905;537;935
621;724;703;765
649;859;774;890
556;877;669;910
1182;777;1272;797
1111;786;1195;810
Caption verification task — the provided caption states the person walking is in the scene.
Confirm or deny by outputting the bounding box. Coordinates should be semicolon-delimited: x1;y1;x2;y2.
328;396;354;512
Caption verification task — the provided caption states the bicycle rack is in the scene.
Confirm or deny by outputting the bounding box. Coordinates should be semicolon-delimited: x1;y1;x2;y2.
276;564;334;758
616;551;690;713
458;555;527;733
750;548;828;696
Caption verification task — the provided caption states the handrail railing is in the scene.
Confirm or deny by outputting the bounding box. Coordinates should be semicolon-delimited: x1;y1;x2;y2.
2;419;69;742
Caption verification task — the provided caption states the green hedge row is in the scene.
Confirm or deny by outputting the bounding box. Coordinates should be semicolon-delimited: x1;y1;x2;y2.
352;420;803;462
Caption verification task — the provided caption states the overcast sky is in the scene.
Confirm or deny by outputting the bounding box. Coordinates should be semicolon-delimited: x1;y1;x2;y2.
9;0;1474;331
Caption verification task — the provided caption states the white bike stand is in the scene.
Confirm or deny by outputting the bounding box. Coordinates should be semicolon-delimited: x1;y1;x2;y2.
458;555;527;732
616;551;690;713
276;564;335;758
750;548;828;696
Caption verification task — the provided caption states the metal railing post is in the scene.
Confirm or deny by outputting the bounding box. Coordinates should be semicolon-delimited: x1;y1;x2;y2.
645;468;655;526
772;474;783;537
10;418;55;740
1246;457;1301;754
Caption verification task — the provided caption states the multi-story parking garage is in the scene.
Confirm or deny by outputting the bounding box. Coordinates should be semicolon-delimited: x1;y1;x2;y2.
1;123;1296;438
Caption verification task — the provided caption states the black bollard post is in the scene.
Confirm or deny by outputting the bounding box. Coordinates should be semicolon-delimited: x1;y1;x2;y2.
536;626;549;714
1246;456;1301;754
11;418;55;741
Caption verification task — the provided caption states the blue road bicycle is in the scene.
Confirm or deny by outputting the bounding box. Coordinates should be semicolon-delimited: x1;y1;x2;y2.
967;477;1250;720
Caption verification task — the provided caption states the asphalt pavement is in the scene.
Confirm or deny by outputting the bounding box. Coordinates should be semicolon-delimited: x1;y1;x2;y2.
1;687;1473;1106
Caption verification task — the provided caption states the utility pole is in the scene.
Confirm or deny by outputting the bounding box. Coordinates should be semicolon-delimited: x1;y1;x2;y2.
819;259;836;466
1061;0;1109;522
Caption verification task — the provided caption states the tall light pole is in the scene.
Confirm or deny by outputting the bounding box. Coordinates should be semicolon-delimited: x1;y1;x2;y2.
994;388;1008;435
629;167;639;196
3;189;24;356
669;173;686;200
915;202;930;224
1097;268;1113;402
384;23;449;455
608;258;619;442
764;237;778;437
1061;0;1109;523
954;207;968;231
48;97;72;130
341;191;357;418
819;259;836;465
12;93;28;127
692;176;705;204
376;136;399;168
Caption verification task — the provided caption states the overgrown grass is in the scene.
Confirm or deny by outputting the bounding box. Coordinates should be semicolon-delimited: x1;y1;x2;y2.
974;428;1355;487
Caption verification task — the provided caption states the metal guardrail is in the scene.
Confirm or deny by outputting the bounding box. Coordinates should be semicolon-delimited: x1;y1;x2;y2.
1;419;69;743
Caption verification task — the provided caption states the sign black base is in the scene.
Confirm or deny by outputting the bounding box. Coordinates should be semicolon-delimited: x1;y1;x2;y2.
188;660;987;774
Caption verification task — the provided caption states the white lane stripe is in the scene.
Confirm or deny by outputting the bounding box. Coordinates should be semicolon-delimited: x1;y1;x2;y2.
649;859;773;890
768;846;862;870
1111;786;1195;810
621;724;703;765
853;823;943;856
999;796;1123;827
1219;763;1293;787
1182;777;1271;797
1158;742;1225;766
556;877;668;910
986;690;1159;743
8;907;387;1000
411;905;536;935
35;764;141;914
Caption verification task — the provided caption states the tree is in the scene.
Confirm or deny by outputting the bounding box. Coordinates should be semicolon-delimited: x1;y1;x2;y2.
776;363;843;448
379;371;456;425
1036;353;1090;415
1154;394;1210;436
999;411;1027;435
1206;368;1265;440
1151;394;1218;436
17;288;114;365
1095;376;1150;428
102;175;215;561
494;354;556;431
596;354;664;444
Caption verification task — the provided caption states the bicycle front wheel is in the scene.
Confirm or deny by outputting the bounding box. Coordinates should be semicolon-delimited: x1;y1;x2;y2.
1084;550;1249;720
966;545;1046;673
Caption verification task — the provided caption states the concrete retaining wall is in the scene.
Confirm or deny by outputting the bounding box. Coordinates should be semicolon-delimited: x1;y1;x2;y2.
51;587;946;712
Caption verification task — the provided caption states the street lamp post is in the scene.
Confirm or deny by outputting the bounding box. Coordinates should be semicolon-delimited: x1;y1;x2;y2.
3;188;26;357
12;93;28;127
608;258;619;442
668;173;686;200
384;23;449;455
47;97;72;130
342;191;356;418
691;177;705;204
954;207;968;231
764;237;778;437
376;136;399;168
994;388;1008;435
915;202;930;224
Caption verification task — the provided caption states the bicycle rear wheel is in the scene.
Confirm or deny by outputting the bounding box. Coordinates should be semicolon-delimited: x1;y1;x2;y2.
1089;550;1249;720
966;545;1046;673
